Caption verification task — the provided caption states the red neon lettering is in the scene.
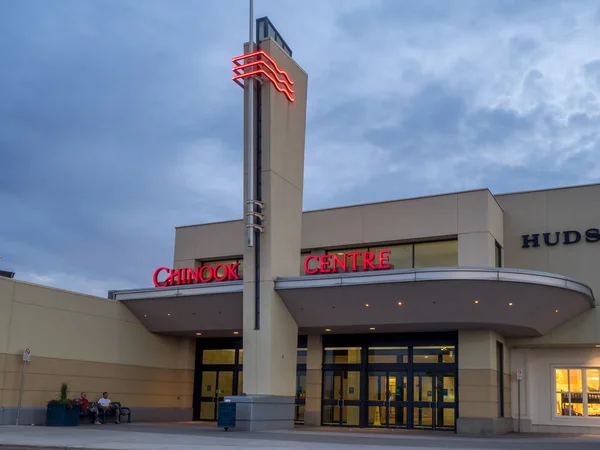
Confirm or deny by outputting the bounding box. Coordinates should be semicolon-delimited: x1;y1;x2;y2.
153;267;170;288
198;266;213;283
348;253;360;271
185;268;197;284
378;250;392;269
227;262;241;280
319;254;333;273
214;264;228;282
332;254;347;272
363;252;376;270
304;256;319;275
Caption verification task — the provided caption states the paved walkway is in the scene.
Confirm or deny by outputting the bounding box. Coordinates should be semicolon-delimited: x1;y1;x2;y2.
1;423;600;450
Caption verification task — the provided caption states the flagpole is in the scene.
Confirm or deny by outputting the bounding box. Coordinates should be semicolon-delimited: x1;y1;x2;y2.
246;0;255;247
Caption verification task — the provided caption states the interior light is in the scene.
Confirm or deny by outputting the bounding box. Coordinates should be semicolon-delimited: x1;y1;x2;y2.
167;313;171;316
196;333;202;336
398;302;402;306
233;331;239;335
143;314;147;318
369;327;376;331
325;328;332;332
508;303;513;307
365;303;369;307
474;300;479;304
555;309;559;313
595;345;600;348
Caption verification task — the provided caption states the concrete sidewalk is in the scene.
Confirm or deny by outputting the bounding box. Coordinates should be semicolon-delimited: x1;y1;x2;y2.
1;423;600;450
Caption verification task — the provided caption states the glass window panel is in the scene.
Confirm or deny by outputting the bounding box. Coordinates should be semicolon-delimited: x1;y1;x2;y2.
587;369;600;392
296;370;306;399
294;404;305;423
201;371;217;397
202;349;236;365
413;346;455;364
324;347;362;364
297;349;307;365
238;349;243;364
570;369;583;392
345;371;361;400
368;347;408;364
414;240;458;268
588;369;600;417
371;245;413;270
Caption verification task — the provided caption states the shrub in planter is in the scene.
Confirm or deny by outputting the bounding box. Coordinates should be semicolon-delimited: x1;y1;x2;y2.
46;383;80;426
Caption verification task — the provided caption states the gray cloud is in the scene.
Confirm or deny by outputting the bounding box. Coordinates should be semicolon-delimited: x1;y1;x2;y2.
1;0;600;295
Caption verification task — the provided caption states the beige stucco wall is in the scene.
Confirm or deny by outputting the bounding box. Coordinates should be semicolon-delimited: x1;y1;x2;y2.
498;184;600;346
0;277;195;410
174;188;504;268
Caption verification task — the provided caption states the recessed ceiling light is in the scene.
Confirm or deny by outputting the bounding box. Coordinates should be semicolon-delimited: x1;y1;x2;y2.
508;303;513;307
143;314;147;318
474;300;479;304
325;328;332;332
196;333;202;336
167;313;171;316
233;331;239;335
398;302;403;306
555;309;559;313
369;327;376;331
365;303;369;307
595;345;600;348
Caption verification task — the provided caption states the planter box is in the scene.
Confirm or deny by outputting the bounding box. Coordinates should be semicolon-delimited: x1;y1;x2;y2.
46;404;80;426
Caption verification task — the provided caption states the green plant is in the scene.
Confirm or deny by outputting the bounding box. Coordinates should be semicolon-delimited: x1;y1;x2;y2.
47;383;76;408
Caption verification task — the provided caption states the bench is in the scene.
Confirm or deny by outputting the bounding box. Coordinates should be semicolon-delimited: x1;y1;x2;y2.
98;402;131;424
79;401;98;423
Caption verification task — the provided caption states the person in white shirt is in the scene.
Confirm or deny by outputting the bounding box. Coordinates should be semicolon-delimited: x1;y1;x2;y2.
97;392;121;424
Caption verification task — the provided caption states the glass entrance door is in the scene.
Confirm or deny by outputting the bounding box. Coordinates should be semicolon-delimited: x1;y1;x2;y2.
412;371;456;430
199;370;234;421
367;371;408;428
322;370;361;426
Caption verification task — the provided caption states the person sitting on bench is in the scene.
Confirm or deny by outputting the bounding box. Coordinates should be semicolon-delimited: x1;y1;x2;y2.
97;392;121;424
75;392;100;424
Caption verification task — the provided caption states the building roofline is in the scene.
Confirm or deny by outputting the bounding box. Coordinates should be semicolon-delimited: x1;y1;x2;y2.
495;181;600;197
174;182;600;230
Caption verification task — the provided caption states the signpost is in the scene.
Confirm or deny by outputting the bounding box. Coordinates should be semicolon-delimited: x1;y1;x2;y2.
15;348;31;425
516;368;523;433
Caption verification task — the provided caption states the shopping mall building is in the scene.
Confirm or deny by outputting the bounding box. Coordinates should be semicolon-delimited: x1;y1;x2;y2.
1;17;600;435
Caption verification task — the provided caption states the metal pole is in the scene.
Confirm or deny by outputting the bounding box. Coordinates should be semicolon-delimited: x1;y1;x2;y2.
517;378;521;433
246;0;255;247
15;360;27;425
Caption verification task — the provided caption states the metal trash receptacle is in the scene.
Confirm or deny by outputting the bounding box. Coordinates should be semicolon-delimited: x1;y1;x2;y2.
217;400;236;431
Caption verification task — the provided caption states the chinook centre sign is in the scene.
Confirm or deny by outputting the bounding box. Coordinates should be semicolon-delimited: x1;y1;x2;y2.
153;263;241;288
304;250;392;275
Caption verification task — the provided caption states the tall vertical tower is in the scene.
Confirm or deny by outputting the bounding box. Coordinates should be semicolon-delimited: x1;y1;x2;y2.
231;17;308;430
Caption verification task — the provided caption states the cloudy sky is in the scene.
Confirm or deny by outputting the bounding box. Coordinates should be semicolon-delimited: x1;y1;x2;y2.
2;0;600;296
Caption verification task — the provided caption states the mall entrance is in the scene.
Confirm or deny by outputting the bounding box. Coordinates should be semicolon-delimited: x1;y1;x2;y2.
192;336;307;423
321;332;458;431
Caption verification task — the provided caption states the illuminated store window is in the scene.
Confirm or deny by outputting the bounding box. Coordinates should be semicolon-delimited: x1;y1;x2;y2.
413;346;455;364
414;241;458;268
553;368;600;417
202;349;236;365
326;248;368;270
324;347;362;364
368;347;408;364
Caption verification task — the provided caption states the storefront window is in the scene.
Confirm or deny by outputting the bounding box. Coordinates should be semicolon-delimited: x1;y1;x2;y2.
324;347;362;364
368;347;408;364
202;349;236;365
413;346;455;364
555;368;589;417
414;241;458;268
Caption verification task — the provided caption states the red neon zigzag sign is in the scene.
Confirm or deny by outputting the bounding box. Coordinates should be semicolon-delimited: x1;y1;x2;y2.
231;50;295;102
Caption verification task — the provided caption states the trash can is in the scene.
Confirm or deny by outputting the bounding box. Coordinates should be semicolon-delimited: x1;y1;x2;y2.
217;400;236;431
